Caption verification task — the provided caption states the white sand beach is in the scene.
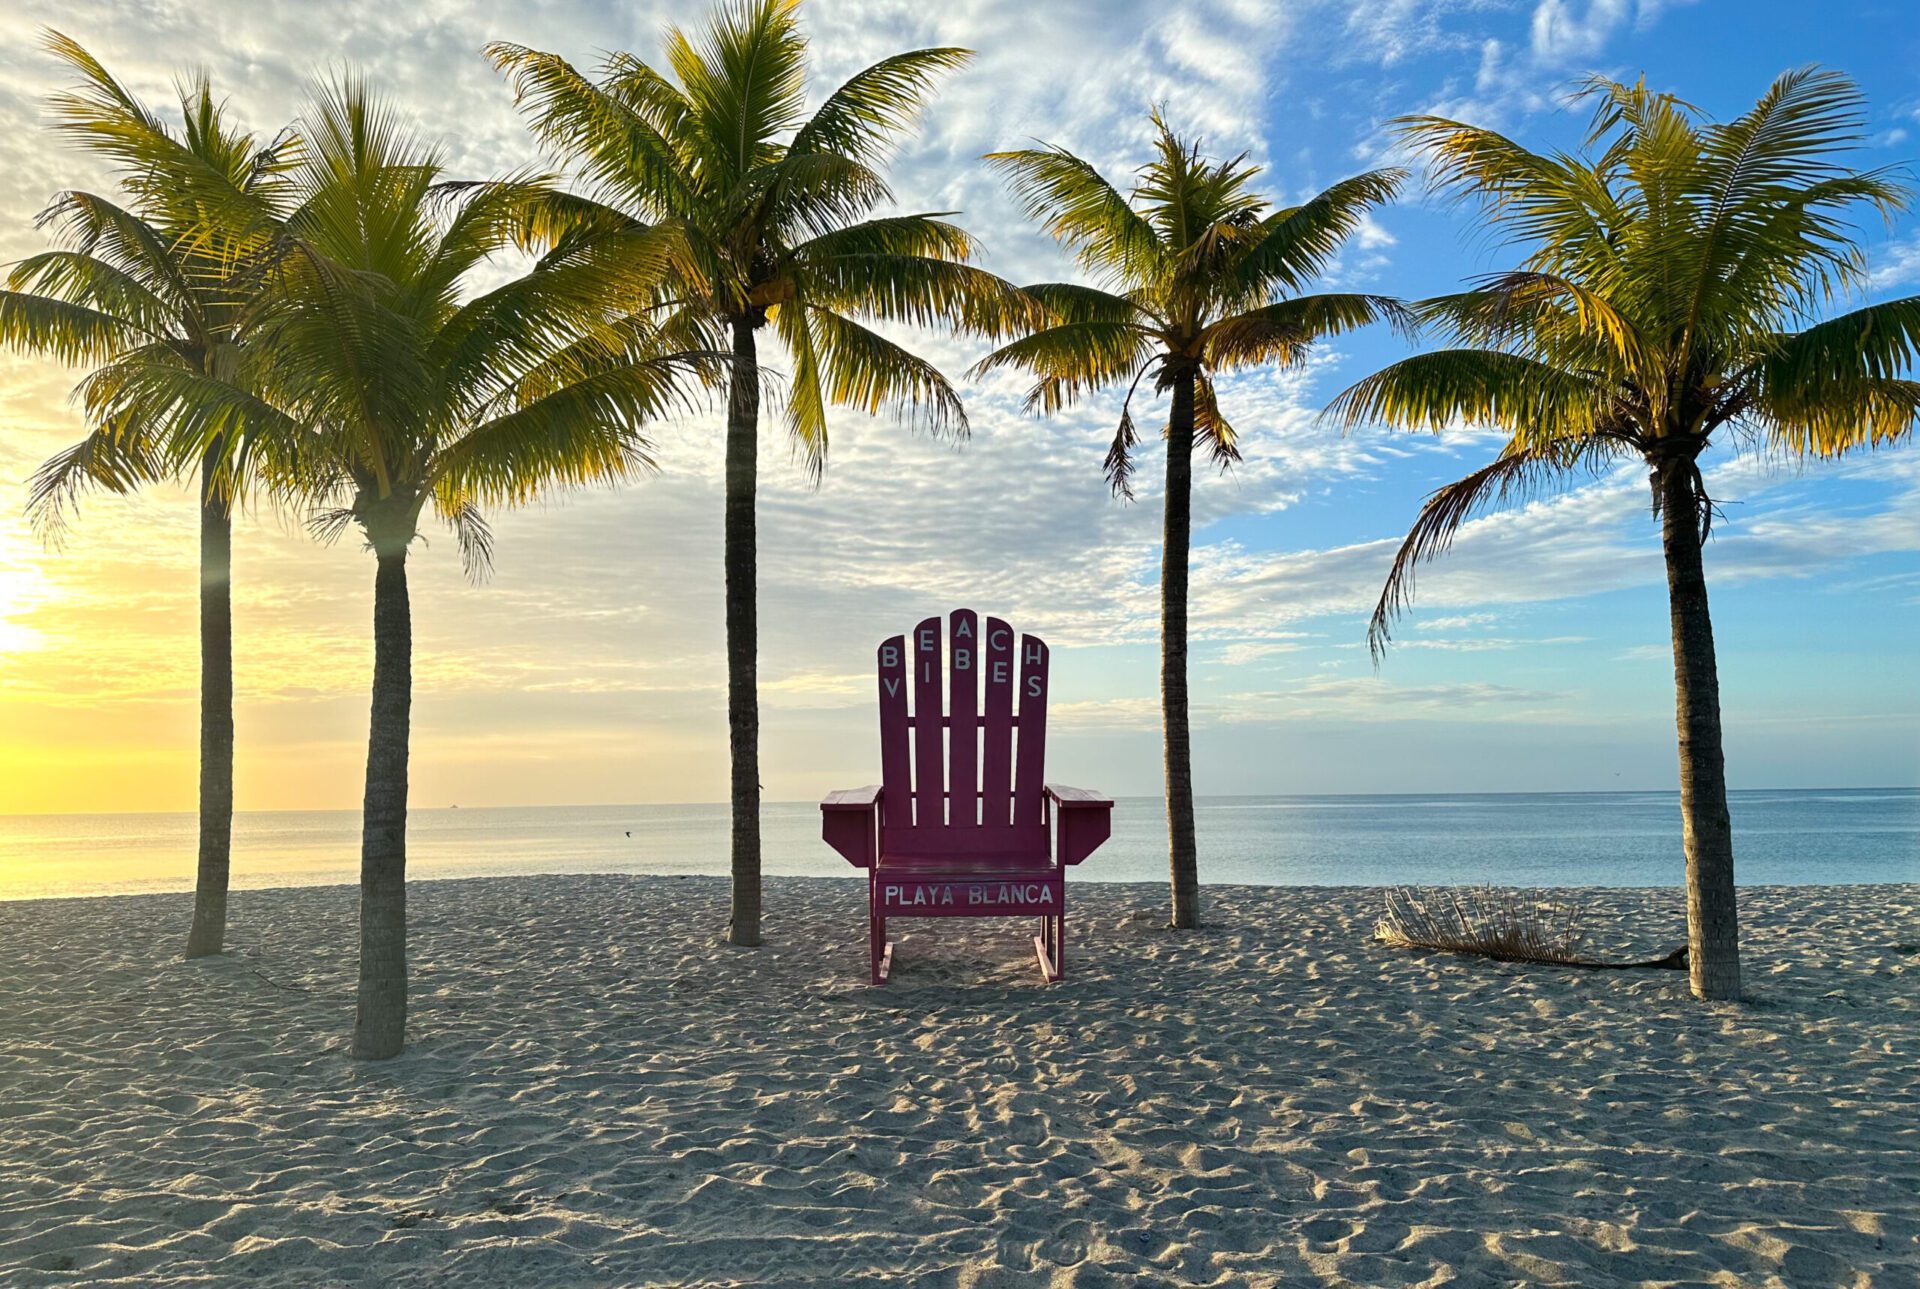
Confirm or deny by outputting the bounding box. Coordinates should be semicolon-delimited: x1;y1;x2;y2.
1;876;1915;1287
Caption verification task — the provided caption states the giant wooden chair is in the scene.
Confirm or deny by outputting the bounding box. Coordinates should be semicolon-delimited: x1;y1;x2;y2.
821;610;1112;983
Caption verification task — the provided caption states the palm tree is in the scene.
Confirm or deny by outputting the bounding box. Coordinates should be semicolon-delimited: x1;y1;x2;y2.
488;0;1033;946
1329;71;1920;1001
3;34;293;959
975;115;1407;929
96;80;711;1059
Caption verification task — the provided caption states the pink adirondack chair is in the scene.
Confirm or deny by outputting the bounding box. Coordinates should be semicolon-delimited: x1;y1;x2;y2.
821;610;1113;984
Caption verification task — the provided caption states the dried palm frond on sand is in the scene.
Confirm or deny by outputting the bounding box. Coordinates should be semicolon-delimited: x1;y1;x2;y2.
1376;886;1688;970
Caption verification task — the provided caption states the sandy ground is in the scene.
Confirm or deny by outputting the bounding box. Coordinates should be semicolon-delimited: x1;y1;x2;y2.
0;875;1915;1287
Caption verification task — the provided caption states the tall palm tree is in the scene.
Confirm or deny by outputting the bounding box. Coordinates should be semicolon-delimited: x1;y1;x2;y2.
1329;71;1920;1001
488;0;1033;946
96;81;711;1059
3;34;294;959
975;115;1407;928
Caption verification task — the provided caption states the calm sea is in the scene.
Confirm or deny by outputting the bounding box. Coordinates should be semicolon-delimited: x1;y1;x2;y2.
0;790;1913;901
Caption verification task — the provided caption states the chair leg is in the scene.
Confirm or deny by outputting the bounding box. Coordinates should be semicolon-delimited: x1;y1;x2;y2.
1032;913;1062;984
872;913;892;985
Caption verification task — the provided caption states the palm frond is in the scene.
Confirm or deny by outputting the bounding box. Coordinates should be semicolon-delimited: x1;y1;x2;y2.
985;145;1163;280
1326;347;1601;439
1230;168;1406;296
486;42;698;220
775;296;829;476
789;47;972;166
431;490;498;582
667;0;808;182
1192;374;1241;471
1104;402;1143;501
969;320;1156;415
1205;293;1414;370
0;288;151;364
808;305;969;439
1369;444;1615;660
1019;281;1142;325
24;423;169;545
800;250;1039;339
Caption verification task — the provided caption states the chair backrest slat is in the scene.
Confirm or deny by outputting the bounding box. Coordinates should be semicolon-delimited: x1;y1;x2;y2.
947;609;979;828
877;635;911;829
980;616;1016;828
911;616;944;827
1013;633;1050;826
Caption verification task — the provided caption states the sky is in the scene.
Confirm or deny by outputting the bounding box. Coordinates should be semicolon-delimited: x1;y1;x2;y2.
0;0;1917;814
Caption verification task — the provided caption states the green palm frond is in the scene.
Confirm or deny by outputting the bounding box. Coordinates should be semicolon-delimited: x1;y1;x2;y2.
789;47;972;165
487;43;700;220
801;250;1040;338
1748;375;1920;454
1758;296;1920;388
43;31;294;256
428;360;685;506
1397;117;1630;279
10;39;301;530
970;320;1156;415
1229;169;1406;297
0;288;151;364
666;0;809;181
731;149;893;240
1328;348;1601;439
1019;282;1142;325
809;305;969;439
1206;293;1415;370
1192;374;1241;471
1418;271;1641;366
9;249;183;339
788;212;974;263
775;296;829;474
37;191;201;321
1368;443;1621;660
985;145;1164;280
24;422;170;544
79;358;308;479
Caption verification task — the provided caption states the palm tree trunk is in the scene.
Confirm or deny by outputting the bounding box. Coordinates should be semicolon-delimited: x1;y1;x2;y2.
353;545;412;1059
184;450;234;959
1654;458;1740;1001
725;315;763;947
1163;365;1201;929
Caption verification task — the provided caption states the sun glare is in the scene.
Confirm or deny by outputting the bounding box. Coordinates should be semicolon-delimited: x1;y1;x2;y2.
0;534;49;658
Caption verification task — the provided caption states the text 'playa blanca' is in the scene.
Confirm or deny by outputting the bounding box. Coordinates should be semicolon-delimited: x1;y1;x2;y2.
881;882;1059;909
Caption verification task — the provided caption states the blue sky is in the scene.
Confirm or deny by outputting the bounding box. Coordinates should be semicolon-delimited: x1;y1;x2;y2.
0;0;1915;811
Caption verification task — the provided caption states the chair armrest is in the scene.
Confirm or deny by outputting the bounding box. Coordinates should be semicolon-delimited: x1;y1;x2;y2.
1045;784;1112;865
821;785;882;868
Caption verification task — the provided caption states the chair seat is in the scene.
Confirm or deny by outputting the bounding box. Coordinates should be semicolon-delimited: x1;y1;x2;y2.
876;853;1056;876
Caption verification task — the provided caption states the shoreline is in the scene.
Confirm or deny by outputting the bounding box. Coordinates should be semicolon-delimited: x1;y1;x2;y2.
3;875;1915;1285
4;870;1916;907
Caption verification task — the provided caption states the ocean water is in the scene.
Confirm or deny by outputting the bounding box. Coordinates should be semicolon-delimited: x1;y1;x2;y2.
0;790;1913;902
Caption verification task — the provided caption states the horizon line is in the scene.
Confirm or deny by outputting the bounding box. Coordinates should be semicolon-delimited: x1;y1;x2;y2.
3;785;1913;820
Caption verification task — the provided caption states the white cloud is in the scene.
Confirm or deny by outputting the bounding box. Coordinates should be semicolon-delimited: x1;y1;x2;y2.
1869;232;1920;292
1417;612;1499;630
1219;676;1570;723
1529;0;1635;64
